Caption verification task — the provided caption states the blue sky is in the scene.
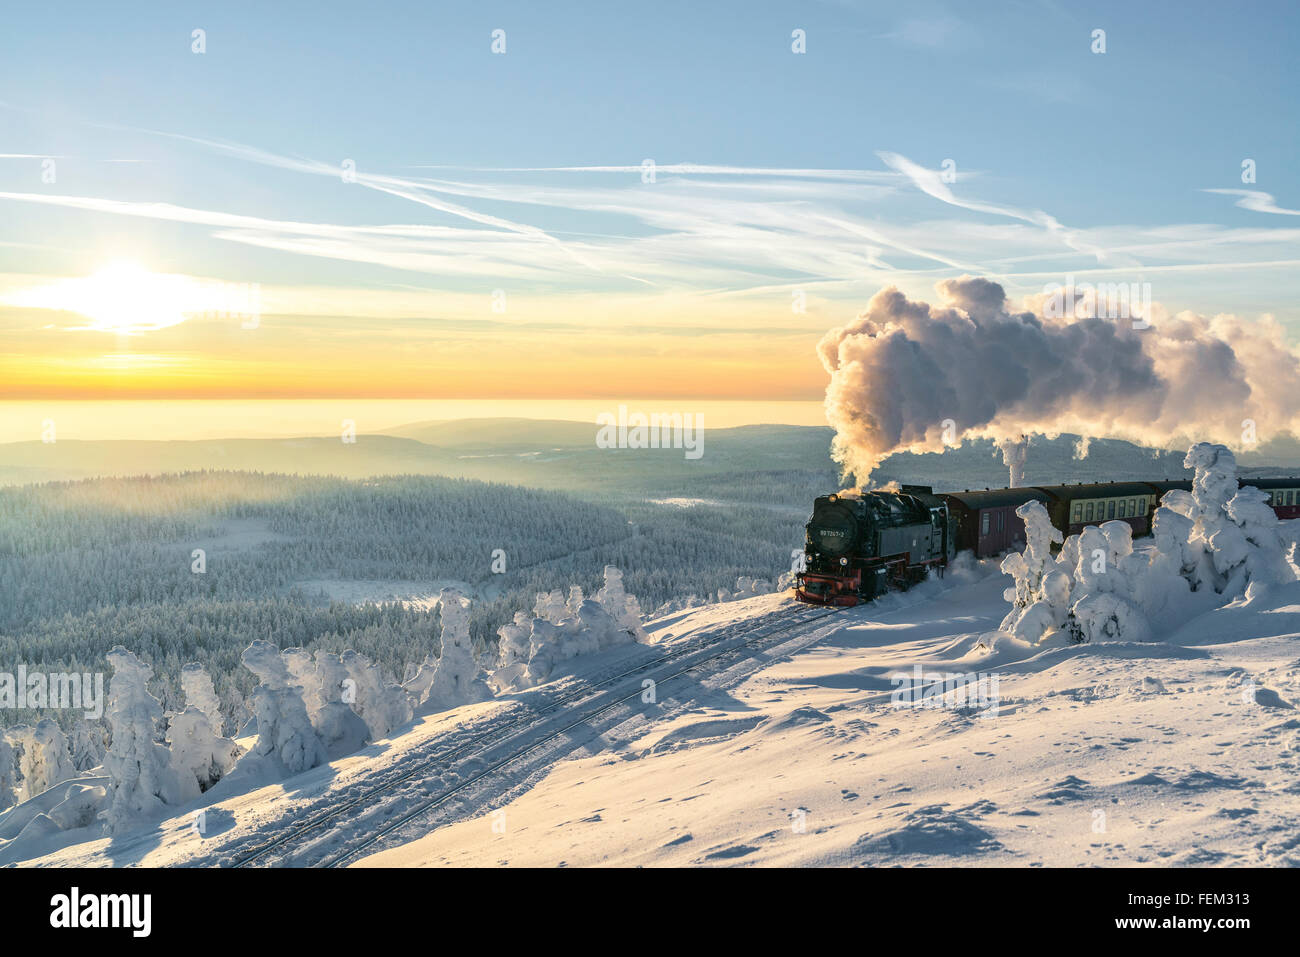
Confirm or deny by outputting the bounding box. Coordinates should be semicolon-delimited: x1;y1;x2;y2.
1;0;1297;400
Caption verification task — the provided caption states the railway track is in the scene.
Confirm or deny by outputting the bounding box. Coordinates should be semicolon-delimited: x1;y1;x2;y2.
226;601;842;868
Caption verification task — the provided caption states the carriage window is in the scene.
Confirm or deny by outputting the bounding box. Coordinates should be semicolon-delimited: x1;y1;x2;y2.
1288;490;1295;506
997;511;1005;530
981;513;990;536
1131;498;1140;515
1106;501;1115;519
1085;502;1094;521
1071;503;1082;523
1118;500;1127;518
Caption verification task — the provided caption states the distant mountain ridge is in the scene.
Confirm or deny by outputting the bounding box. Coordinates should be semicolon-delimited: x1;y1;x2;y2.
1;418;1295;493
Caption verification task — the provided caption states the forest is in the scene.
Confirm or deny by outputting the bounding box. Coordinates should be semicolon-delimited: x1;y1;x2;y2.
0;470;806;734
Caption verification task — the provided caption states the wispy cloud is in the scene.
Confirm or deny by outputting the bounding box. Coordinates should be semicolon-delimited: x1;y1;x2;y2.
876;16;967;48
876;150;1125;266
2;127;1298;312
1203;188;1300;216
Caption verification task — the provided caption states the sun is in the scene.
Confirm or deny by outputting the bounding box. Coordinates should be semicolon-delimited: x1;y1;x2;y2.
3;261;215;335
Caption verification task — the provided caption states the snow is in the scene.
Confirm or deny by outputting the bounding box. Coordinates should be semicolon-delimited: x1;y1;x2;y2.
409;590;494;712
0;736;16;812
997;443;1297;648
353;577;1300;868
312;651;372;759
7;538;1297;868
342;649;415;738
180;664;226;736
293;578;476;608
492;568;648;692
101;647;198;835
237;640;329;777
166;706;239;793
4;720;77;805
4;445;1298;867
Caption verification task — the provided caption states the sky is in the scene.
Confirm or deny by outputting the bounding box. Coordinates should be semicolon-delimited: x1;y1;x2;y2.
1;0;1297;406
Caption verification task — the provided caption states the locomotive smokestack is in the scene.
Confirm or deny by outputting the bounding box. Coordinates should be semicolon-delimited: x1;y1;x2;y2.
817;277;1300;487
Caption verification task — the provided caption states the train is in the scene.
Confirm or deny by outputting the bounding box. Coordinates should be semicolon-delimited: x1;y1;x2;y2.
795;476;1300;607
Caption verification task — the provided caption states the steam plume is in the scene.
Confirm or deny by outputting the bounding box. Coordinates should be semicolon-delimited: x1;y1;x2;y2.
996;436;1029;487
819;277;1300;486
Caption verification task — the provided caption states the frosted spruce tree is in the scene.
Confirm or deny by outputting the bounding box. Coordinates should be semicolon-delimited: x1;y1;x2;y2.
102;647;199;835
595;565;648;642
7;720;78;804
166;663;241;792
0;734;18;811
281;648;324;718
166;707;240;793
421;590;493;711
994;442;1297;648
341;650;413;741
68;719;107;773
238;640;328;776
312;650;371;758
180;663;225;733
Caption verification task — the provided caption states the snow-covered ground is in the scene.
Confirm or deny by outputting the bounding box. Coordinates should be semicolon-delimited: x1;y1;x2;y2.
356;574;1300;867
13;558;1300;867
293;578;477;607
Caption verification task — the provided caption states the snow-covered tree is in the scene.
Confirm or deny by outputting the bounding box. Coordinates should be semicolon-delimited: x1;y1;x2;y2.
169;662;241;790
166;706;240;792
68;719;107;773
180;663;226;736
0;734;18;811
341;650;413;741
281;648;323;717
312;651;371;758
533;589;568;625
421;590;493;711
237;640;328;775
595;565;647;641
102;647;199;834
1000;500;1063;620
995;442;1297;647
6;719;78;803
495;610;533;670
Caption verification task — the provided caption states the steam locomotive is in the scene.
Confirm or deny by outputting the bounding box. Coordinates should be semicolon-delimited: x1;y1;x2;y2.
796;486;955;606
795;476;1300;606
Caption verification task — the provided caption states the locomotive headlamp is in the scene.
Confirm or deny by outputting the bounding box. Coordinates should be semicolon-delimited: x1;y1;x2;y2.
839;557;848;566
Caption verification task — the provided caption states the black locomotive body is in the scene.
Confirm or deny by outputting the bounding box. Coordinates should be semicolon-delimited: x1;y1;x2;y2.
796;485;955;606
795;475;1300;606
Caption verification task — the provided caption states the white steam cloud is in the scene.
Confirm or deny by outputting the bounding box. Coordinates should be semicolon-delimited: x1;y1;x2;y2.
996;436;1029;487
819;277;1300;486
